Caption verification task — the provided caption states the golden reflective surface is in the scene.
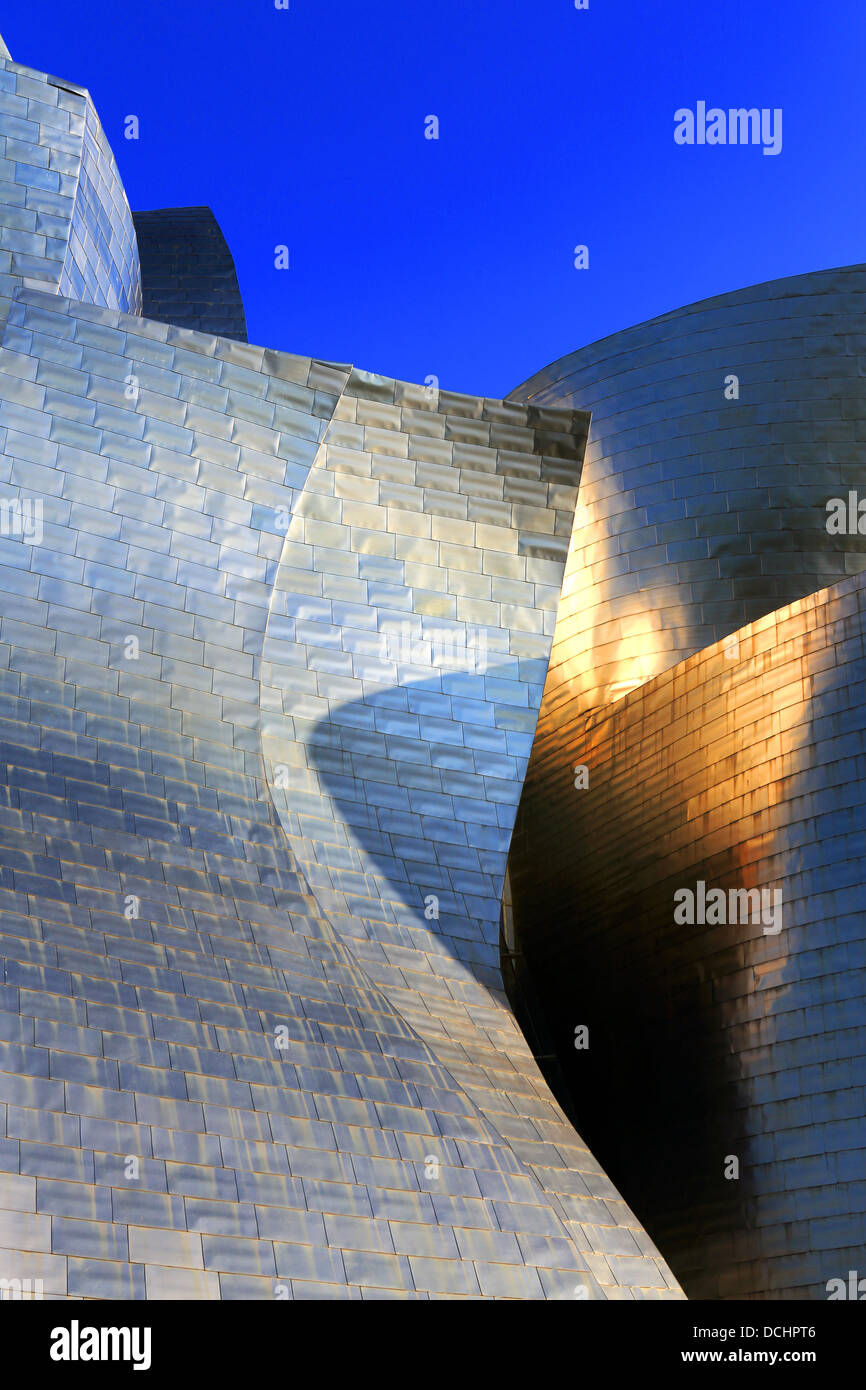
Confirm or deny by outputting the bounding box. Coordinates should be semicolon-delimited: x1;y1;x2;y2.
509;570;866;1298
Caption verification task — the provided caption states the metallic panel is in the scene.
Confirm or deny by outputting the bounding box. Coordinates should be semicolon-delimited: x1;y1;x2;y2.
132;208;248;344
0;50;140;331
507;268;866;1299
509;266;866;723
0;273;680;1298
509;570;866;1298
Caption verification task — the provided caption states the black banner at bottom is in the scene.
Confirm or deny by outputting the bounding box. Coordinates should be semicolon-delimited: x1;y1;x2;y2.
6;1295;860;1377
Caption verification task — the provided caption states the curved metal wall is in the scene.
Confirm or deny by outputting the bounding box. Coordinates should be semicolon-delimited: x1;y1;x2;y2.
260;371;682;1298
0;288;682;1300
509;265;866;725
506;267;866;1299
3;19;862;1307
508;568;866;1299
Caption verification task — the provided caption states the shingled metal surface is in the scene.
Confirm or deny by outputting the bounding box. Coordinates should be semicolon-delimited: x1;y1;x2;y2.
506;267;866;1299
0;284;682;1299
0;50;140;334
133;208;247;345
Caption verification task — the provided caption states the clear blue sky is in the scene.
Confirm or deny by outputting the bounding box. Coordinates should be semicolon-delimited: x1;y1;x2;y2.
5;0;865;397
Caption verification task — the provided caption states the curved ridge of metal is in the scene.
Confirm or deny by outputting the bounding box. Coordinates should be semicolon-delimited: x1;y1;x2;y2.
506;265;866;1299
259;365;683;1299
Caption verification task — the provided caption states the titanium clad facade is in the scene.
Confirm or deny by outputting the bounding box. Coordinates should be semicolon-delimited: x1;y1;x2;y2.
260;375;683;1297
506;269;866;1299
1;19;863;1305
133;208;248;345
0;286;681;1301
509;267;866;724
0;48;140;334
508;570;866;1299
